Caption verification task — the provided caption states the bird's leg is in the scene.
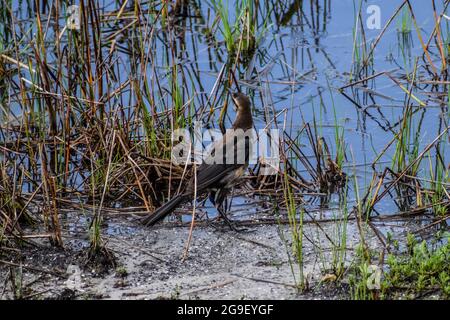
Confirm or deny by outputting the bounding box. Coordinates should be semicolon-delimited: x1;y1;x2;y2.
215;190;247;232
227;188;236;212
202;191;221;230
216;202;241;232
223;194;230;213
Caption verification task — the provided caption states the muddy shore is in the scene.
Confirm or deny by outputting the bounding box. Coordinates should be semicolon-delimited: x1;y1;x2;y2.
0;214;382;300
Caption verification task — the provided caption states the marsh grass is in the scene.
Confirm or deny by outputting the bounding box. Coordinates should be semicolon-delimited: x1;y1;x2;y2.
0;0;299;255
0;0;448;300
282;168;305;290
212;0;271;65
330;181;349;278
426;145;449;217
350;0;373;81
397;6;412;34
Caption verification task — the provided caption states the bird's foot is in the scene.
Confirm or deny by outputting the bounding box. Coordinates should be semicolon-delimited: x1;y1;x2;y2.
218;213;247;232
226;221;248;233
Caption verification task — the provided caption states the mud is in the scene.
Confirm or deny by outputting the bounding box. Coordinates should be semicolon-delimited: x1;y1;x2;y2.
0;214;382;300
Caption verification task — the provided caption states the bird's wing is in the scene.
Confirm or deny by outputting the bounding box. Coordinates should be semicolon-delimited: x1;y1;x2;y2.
205;129;253;164
185;130;252;193
194;163;242;190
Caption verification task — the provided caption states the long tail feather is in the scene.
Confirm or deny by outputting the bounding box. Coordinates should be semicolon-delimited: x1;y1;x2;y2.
142;195;185;226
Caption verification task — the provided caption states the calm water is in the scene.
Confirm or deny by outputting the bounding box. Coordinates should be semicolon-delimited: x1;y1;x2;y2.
3;0;449;216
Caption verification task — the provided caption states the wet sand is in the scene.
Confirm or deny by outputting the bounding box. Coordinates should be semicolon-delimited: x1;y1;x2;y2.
0;215;381;300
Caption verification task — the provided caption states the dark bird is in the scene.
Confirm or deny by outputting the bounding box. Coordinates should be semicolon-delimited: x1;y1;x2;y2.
142;92;253;228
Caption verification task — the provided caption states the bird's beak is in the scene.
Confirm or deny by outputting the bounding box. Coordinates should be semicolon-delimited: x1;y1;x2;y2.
230;91;238;112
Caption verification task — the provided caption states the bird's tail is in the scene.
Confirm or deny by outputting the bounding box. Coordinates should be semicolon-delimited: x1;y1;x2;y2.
141;194;185;226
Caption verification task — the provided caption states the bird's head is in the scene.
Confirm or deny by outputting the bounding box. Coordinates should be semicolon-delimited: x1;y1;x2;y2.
230;92;253;130
231;92;251;113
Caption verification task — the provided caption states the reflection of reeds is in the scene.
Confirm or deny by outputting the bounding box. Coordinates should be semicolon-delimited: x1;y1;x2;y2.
0;0;448;298
350;0;373;82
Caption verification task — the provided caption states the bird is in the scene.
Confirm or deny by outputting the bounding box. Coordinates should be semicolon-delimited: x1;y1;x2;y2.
142;92;253;229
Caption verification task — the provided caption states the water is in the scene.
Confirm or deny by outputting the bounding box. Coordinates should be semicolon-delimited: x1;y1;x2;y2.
1;0;449;218
1;2;449;299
